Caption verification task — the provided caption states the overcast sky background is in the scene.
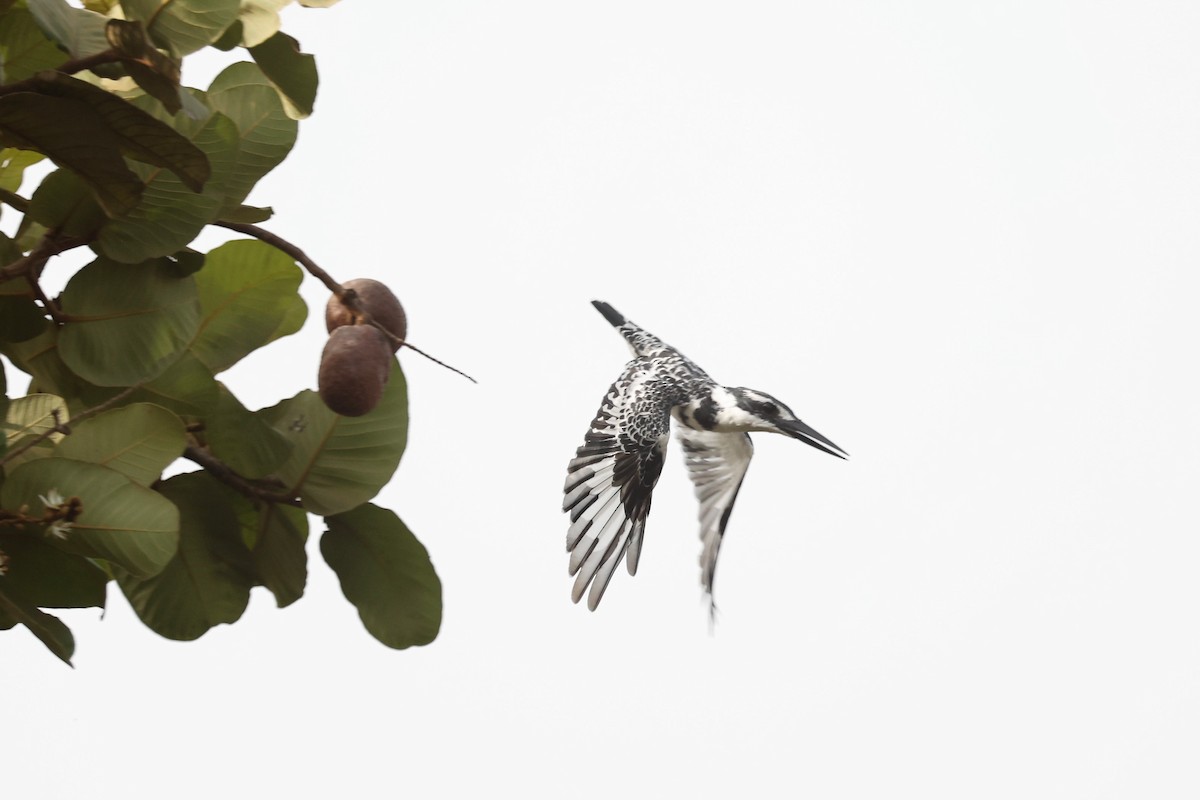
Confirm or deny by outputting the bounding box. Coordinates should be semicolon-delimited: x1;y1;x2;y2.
6;2;1200;798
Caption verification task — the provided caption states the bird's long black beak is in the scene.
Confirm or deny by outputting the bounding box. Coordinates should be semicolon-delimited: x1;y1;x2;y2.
778;419;848;459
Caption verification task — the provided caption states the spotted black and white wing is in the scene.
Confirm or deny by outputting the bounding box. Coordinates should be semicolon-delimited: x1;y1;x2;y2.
677;427;754;608
563;367;670;610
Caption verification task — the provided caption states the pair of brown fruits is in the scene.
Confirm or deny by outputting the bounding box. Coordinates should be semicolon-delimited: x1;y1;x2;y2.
318;279;406;417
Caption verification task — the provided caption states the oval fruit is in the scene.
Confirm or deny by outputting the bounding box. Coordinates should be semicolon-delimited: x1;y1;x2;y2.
318;324;392;417
325;278;407;352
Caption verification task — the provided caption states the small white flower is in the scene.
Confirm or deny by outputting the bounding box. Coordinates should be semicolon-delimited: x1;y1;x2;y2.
45;520;73;540
38;489;72;540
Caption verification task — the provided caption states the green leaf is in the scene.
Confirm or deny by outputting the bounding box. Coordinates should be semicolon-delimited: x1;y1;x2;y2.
28;168;105;238
0;326;83;399
237;0;289;48
0;291;49;344
164;247;205;277
0;4;67;83
260;361;408;516
13;214;48;251
97;106;238;263
55;402;185;486
322;503;441;649
121;0;241;57
0;147;46;193
4;393;67;440
249;30;317;119
207;61;296;215
105;19;186;115
203;383;292;478
241;500;307;607
134;349;219;412
0;92;144;216
217;203;272;224
177;87;210;121
0;367;7;457
209;18;242;51
114;471;253;640
0;532;107;609
123;57;184;115
191;238;305;373
27;0;110;60
0;231;19;266
26;72;210;191
78;349;218;418
0;457;179;576
2;392;67;468
0;587;74;665
58;256;201;386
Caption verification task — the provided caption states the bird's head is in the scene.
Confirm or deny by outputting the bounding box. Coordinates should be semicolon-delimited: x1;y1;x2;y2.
725;387;848;459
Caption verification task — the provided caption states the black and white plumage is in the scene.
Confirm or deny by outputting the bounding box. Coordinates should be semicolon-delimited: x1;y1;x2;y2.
564;301;847;613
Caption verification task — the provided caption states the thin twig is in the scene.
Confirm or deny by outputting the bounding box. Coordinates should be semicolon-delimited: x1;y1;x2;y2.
0;188;29;214
25;273;66;324
0;385;140;469
213;220;343;294
214;220;477;382
182;445;303;507
401;341;477;383
0;50;124;97
0;232;85;284
54;50;124;78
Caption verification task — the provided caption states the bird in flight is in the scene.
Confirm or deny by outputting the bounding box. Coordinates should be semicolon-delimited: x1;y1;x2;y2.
564;301;847;614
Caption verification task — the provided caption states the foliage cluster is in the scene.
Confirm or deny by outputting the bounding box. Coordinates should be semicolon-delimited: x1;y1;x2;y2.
0;0;442;665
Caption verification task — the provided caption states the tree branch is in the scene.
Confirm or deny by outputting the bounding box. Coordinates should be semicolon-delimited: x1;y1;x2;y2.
213;220;343;295
213;220;477;383
0;231;86;284
0;385;139;469
0;50;125;97
25;272;66;324
182;444;303;507
0;187;29;214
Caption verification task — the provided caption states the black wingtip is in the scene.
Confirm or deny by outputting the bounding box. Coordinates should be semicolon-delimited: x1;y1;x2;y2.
591;300;626;327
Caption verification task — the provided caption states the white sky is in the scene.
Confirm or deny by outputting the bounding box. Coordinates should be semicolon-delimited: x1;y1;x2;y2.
6;2;1200;798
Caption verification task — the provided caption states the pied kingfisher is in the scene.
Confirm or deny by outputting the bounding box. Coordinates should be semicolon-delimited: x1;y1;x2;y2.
564;301;847;613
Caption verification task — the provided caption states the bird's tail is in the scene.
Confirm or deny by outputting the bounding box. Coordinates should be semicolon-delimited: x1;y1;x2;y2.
592;300;627;328
591;300;669;357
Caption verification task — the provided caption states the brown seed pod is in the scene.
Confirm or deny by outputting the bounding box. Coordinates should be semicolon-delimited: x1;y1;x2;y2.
325;278;407;352
318;324;393;417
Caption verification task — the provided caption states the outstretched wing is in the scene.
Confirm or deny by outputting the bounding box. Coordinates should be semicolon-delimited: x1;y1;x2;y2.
676;427;754;608
563;367;670;610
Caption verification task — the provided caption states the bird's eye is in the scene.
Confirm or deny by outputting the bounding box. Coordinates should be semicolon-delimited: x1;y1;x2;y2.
758;402;779;417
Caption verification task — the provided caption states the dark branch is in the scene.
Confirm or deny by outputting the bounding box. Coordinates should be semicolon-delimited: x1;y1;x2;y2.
0;187;29;214
0;232;86;284
213;220;343;295
0;50;125;97
182;445;303;507
25;273;66;324
214;220;477;383
400;341;478;383
0;385;140;469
